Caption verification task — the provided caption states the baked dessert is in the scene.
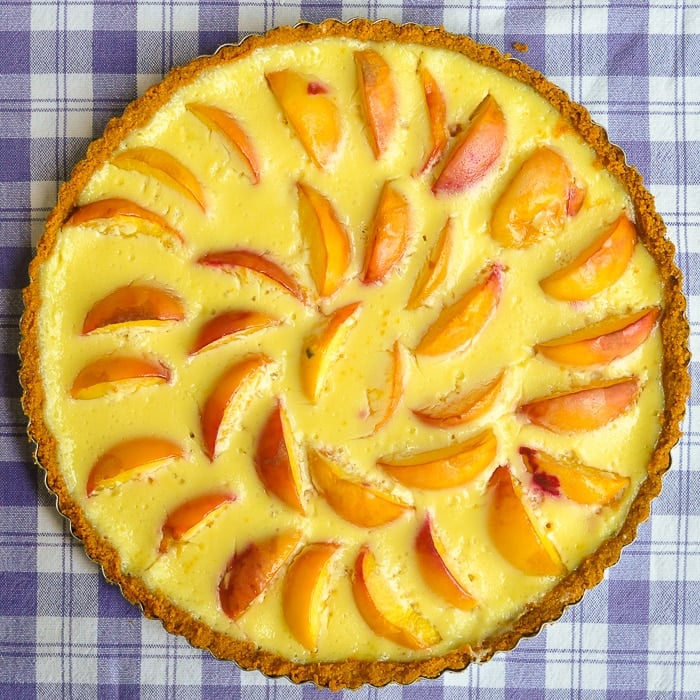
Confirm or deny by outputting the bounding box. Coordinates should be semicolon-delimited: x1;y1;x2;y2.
20;19;689;689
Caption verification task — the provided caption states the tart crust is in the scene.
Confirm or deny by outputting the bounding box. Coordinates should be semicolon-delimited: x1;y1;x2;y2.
20;19;690;690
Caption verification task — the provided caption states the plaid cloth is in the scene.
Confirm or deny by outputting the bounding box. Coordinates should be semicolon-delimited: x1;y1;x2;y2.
1;1;698;697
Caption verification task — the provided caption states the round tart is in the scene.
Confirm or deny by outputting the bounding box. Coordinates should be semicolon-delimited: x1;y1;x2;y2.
20;19;689;689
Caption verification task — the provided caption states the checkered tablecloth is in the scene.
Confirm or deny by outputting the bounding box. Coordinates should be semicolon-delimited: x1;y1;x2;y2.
1;1;698;697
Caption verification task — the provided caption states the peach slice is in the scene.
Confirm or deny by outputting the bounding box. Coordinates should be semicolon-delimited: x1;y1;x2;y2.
254;401;305;514
406;217;453;309
282;542;340;651
362;182;411;285
201;354;273;460
520;447;630;506
198;249;308;304
369;341;405;434
266;70;341;169
186;103;260;184
518;377;641;433
490;146;586;248
189;310;280;355
297;182;352;297
415;263;503;357
539;215;638;301
159;491;236;553
66;198;184;244
416;65;449;175
70;356;170;399
82;284;185;334
219;529;302;620
412;371;504;428
487;465;566;577
535;307;660;366
111;147;206;211
378;428;497;489
308;448;412;528
86;437;184;496
300;302;361;403
432;94;506;196
415;515;477;610
352;545;441;649
354;50;397;158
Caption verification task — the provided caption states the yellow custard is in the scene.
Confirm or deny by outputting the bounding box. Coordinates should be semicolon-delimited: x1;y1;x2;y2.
23;21;688;689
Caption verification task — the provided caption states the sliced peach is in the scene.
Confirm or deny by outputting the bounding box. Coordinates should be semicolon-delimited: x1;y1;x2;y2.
539;215;638;301
254;401;305;514
354;50;397;158
416;65;448;175
198;249;308;304
66;198;184;244
201;354;273;460
70;356;170;399
111;147;206;211
378;428;497;490
518;377;641;433
297;182;351;297
86;437;184;496
219;529;302;620
412;371;504;428
362;181;411;285
300;302;361;403
415;515;477;610
490;147;586;248
82;283;185;334
432;94;506;196
266;70;341;169
487;465;566;577
415;263;502;357
520;447;630;506
282;542;340;651
159;491;236;553
190;310;280;355
186;103;260;184
536;307;660;366
352;545;441;649
308;448;412;528
369;341;405;434
406;217;453;309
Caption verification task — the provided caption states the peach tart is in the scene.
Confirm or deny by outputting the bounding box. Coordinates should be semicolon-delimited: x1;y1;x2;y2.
20;19;689;689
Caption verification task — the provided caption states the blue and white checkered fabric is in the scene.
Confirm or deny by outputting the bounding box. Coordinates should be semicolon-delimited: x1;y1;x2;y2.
1;2;698;697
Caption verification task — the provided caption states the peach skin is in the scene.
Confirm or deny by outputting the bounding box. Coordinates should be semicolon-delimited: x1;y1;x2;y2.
518;377;641;433
535;307;660;366
266;70;341;168
487;465;566;577
378;428;497;489
520;447;630;506
539;214;637;301
86;437;184;496
219;530;302;620
308;448;412;528
352;545;441;649
354;50;397;158
186;102;260;184
490;146;585;248
415;515;477;610
282;542;340;651
111;147;206;211
70;356;171;399
82;283;185;334
432;94;505;196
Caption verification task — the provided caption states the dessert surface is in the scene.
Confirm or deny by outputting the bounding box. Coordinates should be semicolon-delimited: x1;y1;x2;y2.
21;21;687;689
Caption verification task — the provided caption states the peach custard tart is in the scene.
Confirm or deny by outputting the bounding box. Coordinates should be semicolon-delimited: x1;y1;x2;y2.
21;19;689;689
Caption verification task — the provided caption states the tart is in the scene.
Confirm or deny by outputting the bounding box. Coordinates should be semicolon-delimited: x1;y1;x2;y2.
20;19;689;689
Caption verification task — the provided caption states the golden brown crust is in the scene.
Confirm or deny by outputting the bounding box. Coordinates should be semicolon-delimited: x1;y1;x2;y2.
19;18;690;690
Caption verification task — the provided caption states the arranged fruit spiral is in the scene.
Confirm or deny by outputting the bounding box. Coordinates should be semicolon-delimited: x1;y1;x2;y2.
22;21;687;690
